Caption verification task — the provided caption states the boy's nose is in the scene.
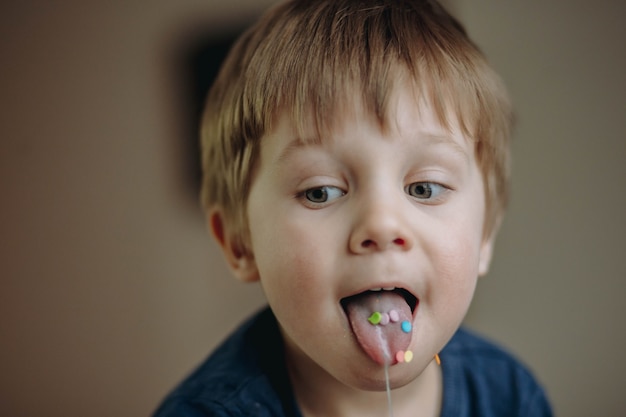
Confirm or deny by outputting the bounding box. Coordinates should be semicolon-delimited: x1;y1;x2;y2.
348;197;413;254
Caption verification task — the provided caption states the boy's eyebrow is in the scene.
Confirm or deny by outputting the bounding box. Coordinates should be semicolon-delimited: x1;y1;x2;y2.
276;135;324;164
275;131;471;164
418;131;472;163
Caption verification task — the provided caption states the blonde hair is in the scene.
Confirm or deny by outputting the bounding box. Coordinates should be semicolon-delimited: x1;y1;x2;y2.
201;0;513;249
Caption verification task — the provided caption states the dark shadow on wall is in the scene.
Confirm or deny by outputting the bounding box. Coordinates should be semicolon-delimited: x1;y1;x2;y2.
176;25;249;201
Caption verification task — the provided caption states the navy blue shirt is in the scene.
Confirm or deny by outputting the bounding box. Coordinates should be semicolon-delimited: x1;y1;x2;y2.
154;307;552;416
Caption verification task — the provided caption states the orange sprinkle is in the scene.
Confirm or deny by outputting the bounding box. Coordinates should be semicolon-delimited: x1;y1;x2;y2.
434;353;441;365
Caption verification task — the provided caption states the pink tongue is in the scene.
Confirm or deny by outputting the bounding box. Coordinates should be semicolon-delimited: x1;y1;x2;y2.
344;291;412;365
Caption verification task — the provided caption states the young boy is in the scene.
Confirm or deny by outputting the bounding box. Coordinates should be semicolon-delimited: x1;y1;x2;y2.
155;1;552;416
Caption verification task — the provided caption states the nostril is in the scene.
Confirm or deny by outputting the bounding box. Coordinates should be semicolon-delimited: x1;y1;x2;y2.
361;238;405;249
362;239;375;248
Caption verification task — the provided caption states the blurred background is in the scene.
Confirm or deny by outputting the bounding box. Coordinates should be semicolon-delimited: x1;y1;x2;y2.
1;0;624;415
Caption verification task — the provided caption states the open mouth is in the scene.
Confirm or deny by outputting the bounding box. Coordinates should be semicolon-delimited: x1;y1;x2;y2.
340;287;418;315
340;287;418;365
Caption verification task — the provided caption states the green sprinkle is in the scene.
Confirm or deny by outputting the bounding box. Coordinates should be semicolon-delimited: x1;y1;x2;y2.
368;311;382;325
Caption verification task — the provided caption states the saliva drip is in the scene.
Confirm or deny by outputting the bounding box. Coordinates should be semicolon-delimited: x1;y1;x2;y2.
384;363;394;417
369;310;442;417
373;324;395;417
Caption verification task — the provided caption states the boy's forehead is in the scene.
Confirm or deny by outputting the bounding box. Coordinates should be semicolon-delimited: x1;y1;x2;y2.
266;84;472;166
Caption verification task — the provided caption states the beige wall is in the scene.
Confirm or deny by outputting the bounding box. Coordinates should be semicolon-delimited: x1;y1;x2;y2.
1;1;624;416
458;2;626;415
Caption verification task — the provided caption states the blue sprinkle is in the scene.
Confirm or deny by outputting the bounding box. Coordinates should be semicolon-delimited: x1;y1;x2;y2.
401;321;412;333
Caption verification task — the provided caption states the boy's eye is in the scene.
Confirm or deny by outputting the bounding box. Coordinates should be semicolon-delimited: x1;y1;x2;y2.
405;182;446;200
304;186;345;204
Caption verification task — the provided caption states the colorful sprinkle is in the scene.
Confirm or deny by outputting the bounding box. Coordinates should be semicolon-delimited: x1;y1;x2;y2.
435;353;441;365
401;320;412;333
395;350;413;364
388;309;400;322
368;311;382;325
380;312;390;325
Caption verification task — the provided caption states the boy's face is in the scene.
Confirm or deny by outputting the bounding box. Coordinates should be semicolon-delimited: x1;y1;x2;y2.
233;87;494;390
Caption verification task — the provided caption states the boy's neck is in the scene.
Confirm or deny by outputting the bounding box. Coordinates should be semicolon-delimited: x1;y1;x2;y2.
286;351;442;417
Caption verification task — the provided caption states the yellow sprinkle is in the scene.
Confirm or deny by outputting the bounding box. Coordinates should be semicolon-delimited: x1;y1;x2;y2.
404;350;413;363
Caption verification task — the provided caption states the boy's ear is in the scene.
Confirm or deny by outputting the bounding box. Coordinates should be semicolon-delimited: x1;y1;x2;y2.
208;208;260;283
478;216;502;277
478;235;495;277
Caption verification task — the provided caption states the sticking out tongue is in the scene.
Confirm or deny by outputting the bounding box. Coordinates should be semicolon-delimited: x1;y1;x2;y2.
343;290;413;365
